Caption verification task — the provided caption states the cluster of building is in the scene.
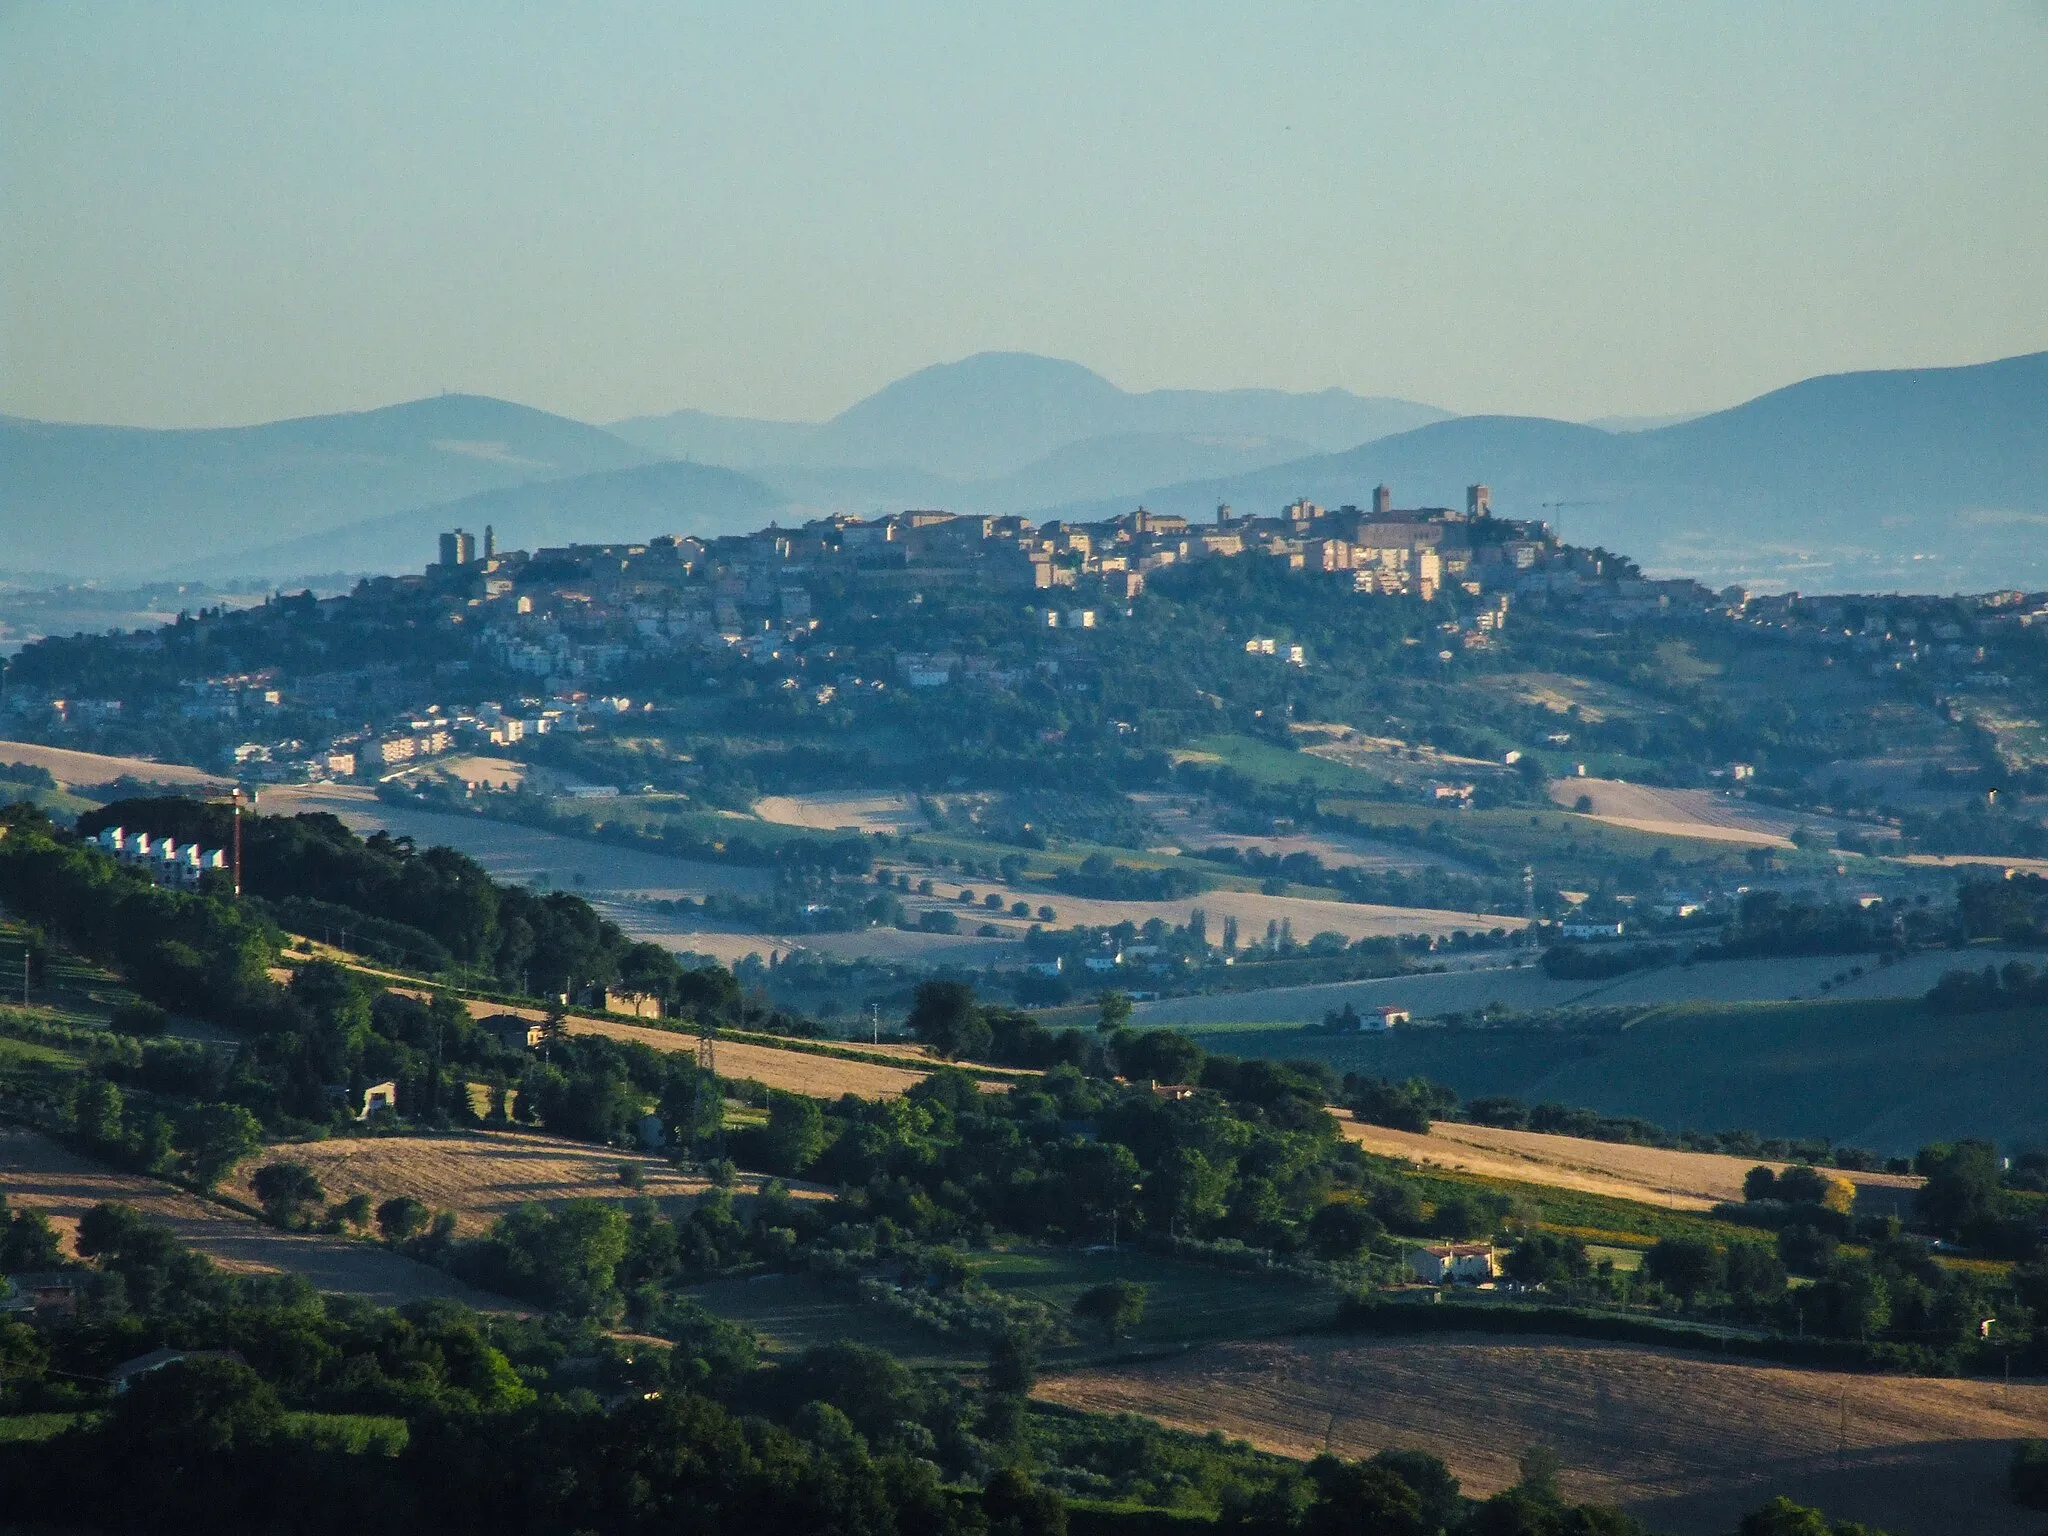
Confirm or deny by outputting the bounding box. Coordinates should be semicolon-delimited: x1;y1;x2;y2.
342;694;638;776
91;825;229;889
374;486;1570;694
1738;588;2048;689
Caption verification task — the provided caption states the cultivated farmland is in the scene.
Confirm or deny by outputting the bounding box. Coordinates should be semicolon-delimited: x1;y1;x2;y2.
752;792;927;834
1038;1334;2048;1536
0;738;229;791
0;1127;514;1310
222;1128;830;1238
438;995;945;1099
1543;776;1866;848
1334;1113;1922;1213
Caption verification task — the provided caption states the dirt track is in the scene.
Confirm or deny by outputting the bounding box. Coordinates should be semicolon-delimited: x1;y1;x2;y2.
0;1127;519;1311
1336;1114;1922;1213
1039;1334;2048;1536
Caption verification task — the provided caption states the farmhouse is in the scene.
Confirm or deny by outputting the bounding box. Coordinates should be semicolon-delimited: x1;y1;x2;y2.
597;986;664;1020
324;1080;399;1120
1409;1243;1497;1284
0;1271;79;1322
478;1013;546;1050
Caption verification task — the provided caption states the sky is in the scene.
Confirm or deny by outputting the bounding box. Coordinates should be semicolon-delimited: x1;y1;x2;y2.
4;3;2046;430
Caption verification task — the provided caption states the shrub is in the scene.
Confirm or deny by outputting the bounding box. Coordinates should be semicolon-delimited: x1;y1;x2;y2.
376;1195;430;1242
1073;1280;1147;1344
250;1161;325;1229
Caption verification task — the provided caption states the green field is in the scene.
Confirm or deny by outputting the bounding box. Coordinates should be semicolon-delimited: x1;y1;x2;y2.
1395;1167;1769;1251
1192;997;2048;1154
684;1247;1344;1370
0;1411;410;1453
0;1033;79;1069
1180;733;1388;795
280;1411;409;1454
0;1413;82;1443
970;1245;1339;1361
683;1272;975;1367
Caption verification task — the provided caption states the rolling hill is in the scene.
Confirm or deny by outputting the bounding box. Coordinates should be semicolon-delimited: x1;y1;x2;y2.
0;394;656;580
1033;352;2048;593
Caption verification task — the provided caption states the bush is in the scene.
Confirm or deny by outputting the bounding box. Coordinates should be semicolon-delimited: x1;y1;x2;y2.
1644;1237;1722;1301
250;1161;325;1229
1073;1281;1147;1345
376;1195;430;1242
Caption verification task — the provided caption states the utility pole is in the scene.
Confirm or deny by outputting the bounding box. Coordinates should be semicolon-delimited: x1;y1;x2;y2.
231;785;244;898
20;946;27;1007
694;1024;722;1165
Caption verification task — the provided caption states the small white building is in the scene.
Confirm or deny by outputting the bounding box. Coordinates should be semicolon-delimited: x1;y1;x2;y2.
1409;1243;1497;1285
1560;918;1625;941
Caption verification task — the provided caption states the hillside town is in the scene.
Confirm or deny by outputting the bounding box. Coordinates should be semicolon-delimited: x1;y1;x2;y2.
6;485;2046;799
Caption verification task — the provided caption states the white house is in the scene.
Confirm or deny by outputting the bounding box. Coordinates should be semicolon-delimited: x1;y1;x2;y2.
1409;1243;1497;1284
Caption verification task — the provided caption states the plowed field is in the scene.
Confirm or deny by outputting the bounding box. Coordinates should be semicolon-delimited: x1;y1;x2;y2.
1038;1334;2048;1536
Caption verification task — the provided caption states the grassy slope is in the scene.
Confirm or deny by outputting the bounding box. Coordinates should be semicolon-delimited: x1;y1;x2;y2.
1191;998;2048;1153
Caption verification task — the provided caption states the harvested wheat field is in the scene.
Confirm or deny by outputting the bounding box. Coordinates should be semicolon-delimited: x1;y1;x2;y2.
442;995;959;1100
0;1127;517;1311
753;792;927;834
0;738;229;791
1546;777;1869;851
1039;1334;2048;1536
1335;1114;1922;1213
222;1129;830;1237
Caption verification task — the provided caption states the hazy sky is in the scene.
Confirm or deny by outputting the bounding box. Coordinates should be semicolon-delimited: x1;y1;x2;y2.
5;3;2045;429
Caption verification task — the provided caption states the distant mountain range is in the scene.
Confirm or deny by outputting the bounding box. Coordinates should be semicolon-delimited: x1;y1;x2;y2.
1032;351;2048;593
608;352;1451;480
0;395;655;579
3;349;2043;592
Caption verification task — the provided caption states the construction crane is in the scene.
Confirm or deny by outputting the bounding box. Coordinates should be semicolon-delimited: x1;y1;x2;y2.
1538;499;1606;541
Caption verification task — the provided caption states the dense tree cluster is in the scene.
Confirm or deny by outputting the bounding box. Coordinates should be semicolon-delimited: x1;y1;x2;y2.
0;1202;1709;1536
73;797;721;1006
